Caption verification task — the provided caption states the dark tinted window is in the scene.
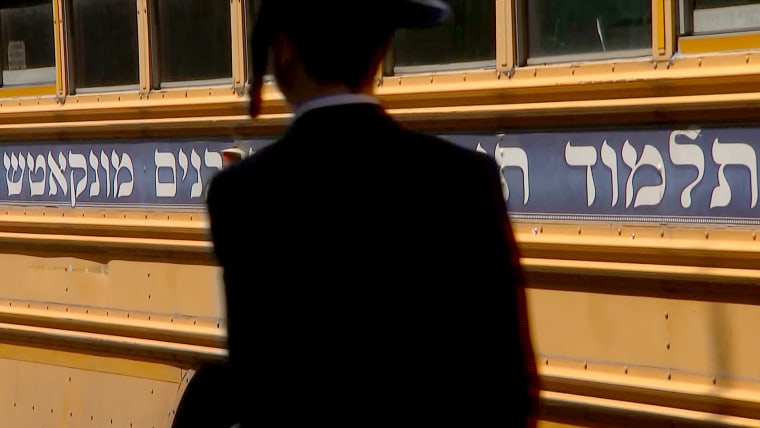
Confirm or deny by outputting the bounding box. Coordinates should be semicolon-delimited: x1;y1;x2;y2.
69;0;139;89
526;0;651;61
154;0;232;85
391;0;495;72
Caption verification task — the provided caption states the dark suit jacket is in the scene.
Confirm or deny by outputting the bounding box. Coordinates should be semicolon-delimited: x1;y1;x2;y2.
207;103;537;426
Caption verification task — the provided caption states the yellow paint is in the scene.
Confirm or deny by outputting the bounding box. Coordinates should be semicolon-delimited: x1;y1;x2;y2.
231;0;246;87
680;32;760;54
0;343;181;383
653;0;666;54
53;0;65;96
537;422;586;428
137;0;152;92
0;85;56;98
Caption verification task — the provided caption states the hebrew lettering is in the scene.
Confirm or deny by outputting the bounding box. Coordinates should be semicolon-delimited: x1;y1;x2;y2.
89;151;100;197
100;151;111;197
495;144;530;204
600;141;618;207
68;152;88;208
112;151;134;199
190;149;203;198
710;138;758;208
28;153;46;197
48;152;67;196
155;150;177;198
622;141;666;208
204;149;223;171
564;142;598;206
669;129;704;208
178;149;188;181
4;152;25;196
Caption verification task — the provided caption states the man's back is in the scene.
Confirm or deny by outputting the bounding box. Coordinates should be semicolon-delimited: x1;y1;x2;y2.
207;103;534;425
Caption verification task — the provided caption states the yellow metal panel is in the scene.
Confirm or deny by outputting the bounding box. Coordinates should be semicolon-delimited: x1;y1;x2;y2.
137;0;152;93
494;0;514;72
0;343;180;382
0;356;180;428
52;0;66;98
231;0;246;91
653;0;665;54
0;85;56;99
652;0;674;57
680;32;760;54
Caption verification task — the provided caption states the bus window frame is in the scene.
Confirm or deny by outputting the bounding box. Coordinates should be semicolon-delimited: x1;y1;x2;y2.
678;0;760;54
148;0;235;91
382;0;498;77
0;0;57;96
515;0;655;66
63;0;141;95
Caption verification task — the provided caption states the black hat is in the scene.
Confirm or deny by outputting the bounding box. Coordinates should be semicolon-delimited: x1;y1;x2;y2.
247;0;451;117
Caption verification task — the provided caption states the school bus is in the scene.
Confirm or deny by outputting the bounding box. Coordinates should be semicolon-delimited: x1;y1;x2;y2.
3;0;760;426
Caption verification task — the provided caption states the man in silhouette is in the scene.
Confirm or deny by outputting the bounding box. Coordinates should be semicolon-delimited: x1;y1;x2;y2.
206;1;538;426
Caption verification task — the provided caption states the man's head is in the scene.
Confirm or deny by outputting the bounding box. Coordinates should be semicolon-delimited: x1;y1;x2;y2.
248;0;450;117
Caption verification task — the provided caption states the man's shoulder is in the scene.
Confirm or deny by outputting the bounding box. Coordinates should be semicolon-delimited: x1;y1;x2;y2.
398;128;498;172
206;140;285;205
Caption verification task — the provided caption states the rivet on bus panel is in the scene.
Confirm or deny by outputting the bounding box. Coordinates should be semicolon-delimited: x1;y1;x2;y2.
631;233;635;240
532;227;539;235
667;373;672;380
752;232;756;241
624;367;628;374
577;227;581;235
705;231;709;239
666;341;670;349
617;228;621;236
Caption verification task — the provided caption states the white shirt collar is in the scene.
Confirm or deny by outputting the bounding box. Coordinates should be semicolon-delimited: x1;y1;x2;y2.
293;93;381;120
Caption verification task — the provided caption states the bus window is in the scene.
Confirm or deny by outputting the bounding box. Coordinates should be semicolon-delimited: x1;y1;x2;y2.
684;0;760;35
152;0;232;88
385;0;495;75
0;0;55;87
67;0;139;92
678;0;760;53
522;0;651;65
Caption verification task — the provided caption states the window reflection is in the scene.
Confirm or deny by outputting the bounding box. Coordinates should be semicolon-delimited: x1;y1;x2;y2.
154;0;232;86
526;0;651;62
69;0;139;90
0;1;55;86
391;0;495;73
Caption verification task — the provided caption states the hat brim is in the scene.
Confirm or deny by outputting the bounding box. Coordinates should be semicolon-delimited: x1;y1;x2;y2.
394;0;451;28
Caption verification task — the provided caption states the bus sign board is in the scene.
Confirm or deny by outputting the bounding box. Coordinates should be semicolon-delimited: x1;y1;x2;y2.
0;127;759;224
